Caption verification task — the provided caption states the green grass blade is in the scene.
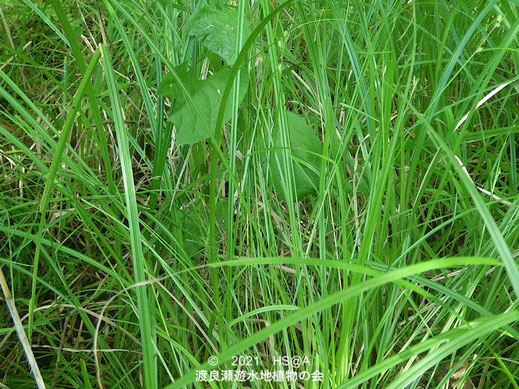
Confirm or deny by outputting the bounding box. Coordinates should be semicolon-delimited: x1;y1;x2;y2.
100;45;157;389
165;257;498;388
40;49;101;214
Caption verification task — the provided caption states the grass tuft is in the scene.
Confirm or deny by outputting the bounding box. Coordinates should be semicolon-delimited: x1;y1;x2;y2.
1;0;518;388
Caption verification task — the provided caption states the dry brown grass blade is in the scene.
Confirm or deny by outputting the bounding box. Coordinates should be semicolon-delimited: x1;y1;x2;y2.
0;266;46;389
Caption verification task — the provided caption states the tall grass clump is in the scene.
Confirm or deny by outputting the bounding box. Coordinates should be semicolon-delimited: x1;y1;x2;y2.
1;0;518;388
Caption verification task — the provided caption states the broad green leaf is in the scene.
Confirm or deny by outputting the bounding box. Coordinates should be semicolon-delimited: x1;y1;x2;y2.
182;212;203;257
184;7;252;65
157;62;194;102
271;112;323;199
159;66;249;144
182;201;229;257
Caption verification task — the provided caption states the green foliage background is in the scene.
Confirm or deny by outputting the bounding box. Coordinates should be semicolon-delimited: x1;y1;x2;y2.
1;0;519;388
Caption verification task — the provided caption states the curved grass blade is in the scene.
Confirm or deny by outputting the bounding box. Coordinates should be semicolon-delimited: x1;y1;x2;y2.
339;310;519;388
165;257;498;388
39;49;101;214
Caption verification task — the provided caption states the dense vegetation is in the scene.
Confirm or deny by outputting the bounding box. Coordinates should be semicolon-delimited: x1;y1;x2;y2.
1;0;519;388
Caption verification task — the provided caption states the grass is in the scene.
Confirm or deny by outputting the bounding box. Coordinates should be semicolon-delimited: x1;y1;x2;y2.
1;0;519;388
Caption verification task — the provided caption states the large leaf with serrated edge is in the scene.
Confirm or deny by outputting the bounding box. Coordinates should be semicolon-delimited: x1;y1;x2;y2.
159;65;248;144
185;7;251;65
